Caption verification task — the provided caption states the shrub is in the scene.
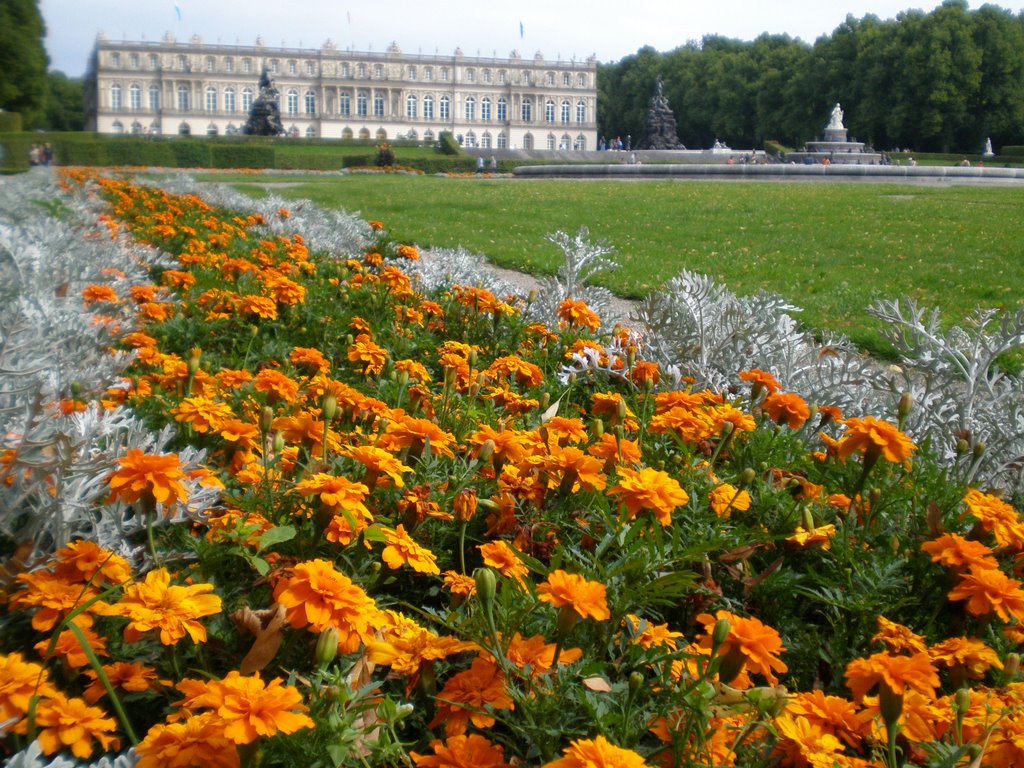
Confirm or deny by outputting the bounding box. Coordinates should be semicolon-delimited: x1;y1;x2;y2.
211;143;276;169
438;130;461;155
169;140;212;168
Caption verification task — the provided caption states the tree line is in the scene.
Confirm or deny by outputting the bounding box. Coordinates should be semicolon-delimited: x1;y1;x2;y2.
597;0;1024;153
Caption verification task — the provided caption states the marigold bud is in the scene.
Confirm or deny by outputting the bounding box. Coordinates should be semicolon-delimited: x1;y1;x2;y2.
628;671;644;695
477;439;496;465
712;618;731;650
954;687;971;713
474;567;496;606
973;442;986;460
1004;652;1020;680
315;626;339;668
272;431;285;454
801;506;816;532
187;347;202;375
955;438;970;455
898;391;914;421
591;418;604;439
739;468;757;487
453;489;478;522
322;394;337;422
259;405;274;433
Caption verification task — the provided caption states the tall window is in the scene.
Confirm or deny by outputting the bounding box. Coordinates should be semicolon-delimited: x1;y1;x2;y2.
129;84;141;111
406;94;417;118
205;86;217;112
356;91;367;116
407;65;416;80
547;134;556;150
177;84;190;112
521;98;532;123
496;97;507;122
110;84;122;109
339;91;351;116
563;72;571;86
148;84;160;110
523;133;533;149
578;73;587;86
286;89;298;115
481;132;491;148
465;96;475;122
423;95;434;119
357;63;366;78
497;131;507;149
306;61;316;75
561;100;571;123
498;70;507;84
440;67;449;82
576;100;586;124
574;134;586;150
225;58;234;73
465;131;476;147
482;69;491;83
373;91;385;116
288;60;297;75
110;52;121;67
373;64;382;79
205;57;215;72
242;88;254;113
224;87;235;113
423;66;433;81
270;60;279;74
129;53;139;68
242;58;252;73
177;54;187;70
546;71;554;85
481;97;491;122
305;90;316;114
465;68;475;83
545;100;555;123
439;95;450;121
341;62;350;77
148;53;158;70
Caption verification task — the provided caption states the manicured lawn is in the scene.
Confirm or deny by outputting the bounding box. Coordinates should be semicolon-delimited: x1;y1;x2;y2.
199;172;1024;355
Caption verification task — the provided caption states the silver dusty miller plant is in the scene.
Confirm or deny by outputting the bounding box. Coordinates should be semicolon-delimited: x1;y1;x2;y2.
530;227;619;327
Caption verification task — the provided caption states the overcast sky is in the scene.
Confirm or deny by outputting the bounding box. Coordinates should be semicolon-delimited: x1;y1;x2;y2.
41;0;1024;77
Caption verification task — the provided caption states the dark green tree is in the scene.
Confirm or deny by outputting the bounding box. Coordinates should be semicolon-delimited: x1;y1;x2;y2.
43;71;84;131
0;0;49;127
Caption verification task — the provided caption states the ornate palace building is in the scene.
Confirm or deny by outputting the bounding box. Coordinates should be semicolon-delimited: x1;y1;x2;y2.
85;33;598;150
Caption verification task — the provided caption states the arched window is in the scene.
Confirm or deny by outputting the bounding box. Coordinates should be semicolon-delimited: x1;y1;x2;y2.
576;100;587;124
406;94;417;118
226;123;238;135
423;95;434;119
149;84;160;110
522;132;533;149
497;131;507;149
339;91;351;116
178;121;190;135
130;120;143;134
176;84;190;112
224;87;235;113
481;132;491;148
496;97;507;122
205;86;217;112
128;84;141;111
465;96;475;122
545;99;555;123
407;128;418;140
373;91;385;116
305;126;317;137
358;127;370;139
521;98;532;123
439;96;450;121
357;91;367;116
481;97;491;122
111;120;124;133
574;134;587;150
561;100;571;124
547;133;556;150
207;123;218;136
342;127;354;139
286;89;298;115
465;131;476;147
375;128;387;140
241;88;254;113
560;133;572;149
304;90;316;115
110;84;122;110
423;128;434;142
149;120;161;134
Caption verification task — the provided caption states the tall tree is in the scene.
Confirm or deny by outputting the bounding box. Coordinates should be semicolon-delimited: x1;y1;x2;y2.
44;72;84;131
0;0;49;127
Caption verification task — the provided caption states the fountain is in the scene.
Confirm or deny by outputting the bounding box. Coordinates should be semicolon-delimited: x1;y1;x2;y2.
786;104;881;165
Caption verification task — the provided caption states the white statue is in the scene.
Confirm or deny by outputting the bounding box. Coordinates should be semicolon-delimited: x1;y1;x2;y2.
984;137;994;157
828;103;844;129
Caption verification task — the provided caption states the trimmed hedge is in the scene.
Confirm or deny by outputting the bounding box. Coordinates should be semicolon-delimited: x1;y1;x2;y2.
1002;146;1024;157
210;144;275;169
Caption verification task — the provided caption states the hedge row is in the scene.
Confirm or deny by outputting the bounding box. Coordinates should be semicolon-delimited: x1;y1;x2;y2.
0;133;467;173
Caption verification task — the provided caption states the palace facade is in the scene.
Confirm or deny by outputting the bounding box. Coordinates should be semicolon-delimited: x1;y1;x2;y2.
85;33;599;151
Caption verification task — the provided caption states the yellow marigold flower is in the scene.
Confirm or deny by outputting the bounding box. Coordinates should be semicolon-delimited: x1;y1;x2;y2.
272;558;383;652
136;712;239;768
289;346;331;373
624;614;684;651
171;395;234;434
428;656;515;737
609;466;689;526
10;570;104;631
478;541;530;588
785;689;864;750
543;734;649;768
238;294;278;320
35;618;108;668
762;392;811;429
340;444;413;488
785;523;837;550
348;337;388;375
921;532;999;570
103;567;222;645
381;524;441;575
51;539;132;585
537;570;610;621
412;734;512;768
836;416;916;467
929;636;1002;680
708;483;751;517
442;570;477;597
844;650;939;702
0;652;57;725
22;691;120;759
697;609;789;686
484;355;544;388
771;713;847;768
962;488;1024;552
947;565;1024;622
557;298;601;332
107;448;188;508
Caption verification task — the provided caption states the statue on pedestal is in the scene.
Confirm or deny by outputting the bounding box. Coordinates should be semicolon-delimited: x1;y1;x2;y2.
827;103;845;130
636;78;685;150
243;68;285;136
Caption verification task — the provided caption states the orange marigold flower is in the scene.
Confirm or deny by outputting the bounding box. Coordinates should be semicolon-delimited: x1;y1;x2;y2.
962;488;1024;552
253;368;299;403
871;616;928;654
478;541;530;587
428;656;514;736
411;734;511;768
947;565;1024;622
628;360;661;388
340;444;413;488
171;395;234;434
397;243;420;260
921;533;999;571
82;284;121;304
537;570;610;621
272;558;383;652
11;570;104;631
929;636;1002;680
648;406;717;444
697;609;789;686
557;298;601;332
107;448;188;508
289;346;331;373
484;354;544;388
785;523;837;550
588;433;642;471
785;689;865;750
23;691;120;759
103;567;222;645
213;671;314;744
708;483;751;517
238;294;278;320
442;570;477;597
51;539;132;585
136;712;239;768
382;414;458;458
738;368;782;395
348;337;388;376
366;613;477;677
844;651;939;701
609;466;689;526
836;416;916;467
294;473;370;517
83;661;167;704
762;392;811;430
498;632;583;676
35;618;108;668
381;524;441;575
543;734;649;768
771;713;846;768
624;614;684;651
535;444;607;493
0;652;57;725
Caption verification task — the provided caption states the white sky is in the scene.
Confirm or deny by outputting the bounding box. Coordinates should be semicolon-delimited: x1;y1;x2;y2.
41;0;1024;77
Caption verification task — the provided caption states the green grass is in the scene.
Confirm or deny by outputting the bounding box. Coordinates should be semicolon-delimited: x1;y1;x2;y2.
197;173;1024;356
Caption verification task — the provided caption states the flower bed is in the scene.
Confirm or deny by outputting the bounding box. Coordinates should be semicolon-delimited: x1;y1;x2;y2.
2;169;1024;767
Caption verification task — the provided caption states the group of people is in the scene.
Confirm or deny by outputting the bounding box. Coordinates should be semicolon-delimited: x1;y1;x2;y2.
474;155;499;172
598;136;632;151
29;144;55;166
